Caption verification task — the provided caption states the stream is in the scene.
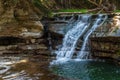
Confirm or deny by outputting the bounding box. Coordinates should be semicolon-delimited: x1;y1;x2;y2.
0;54;67;80
50;59;120;80
1;54;120;80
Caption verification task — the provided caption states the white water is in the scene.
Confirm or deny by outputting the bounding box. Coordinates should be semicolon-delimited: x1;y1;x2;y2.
77;15;107;59
56;15;91;60
53;14;107;64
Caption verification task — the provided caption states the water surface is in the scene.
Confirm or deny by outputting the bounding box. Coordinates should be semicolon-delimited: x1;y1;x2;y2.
0;54;67;80
51;60;120;80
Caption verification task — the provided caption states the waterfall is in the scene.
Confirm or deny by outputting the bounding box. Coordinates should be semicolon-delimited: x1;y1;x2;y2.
56;14;91;60
53;14;107;64
77;15;107;59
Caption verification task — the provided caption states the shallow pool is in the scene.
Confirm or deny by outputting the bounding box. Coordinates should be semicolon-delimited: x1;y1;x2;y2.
50;60;120;80
0;55;67;80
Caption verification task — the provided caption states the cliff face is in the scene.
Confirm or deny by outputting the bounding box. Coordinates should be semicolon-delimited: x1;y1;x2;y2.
0;0;47;37
0;0;51;55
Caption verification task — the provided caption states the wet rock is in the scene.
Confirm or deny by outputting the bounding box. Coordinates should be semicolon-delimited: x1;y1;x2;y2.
18;44;48;50
90;37;120;62
20;32;43;38
0;0;51;55
0;0;44;38
49;23;68;36
36;39;45;44
0;36;25;46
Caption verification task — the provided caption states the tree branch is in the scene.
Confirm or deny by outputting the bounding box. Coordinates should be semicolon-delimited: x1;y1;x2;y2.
88;7;101;12
99;0;102;5
88;0;99;7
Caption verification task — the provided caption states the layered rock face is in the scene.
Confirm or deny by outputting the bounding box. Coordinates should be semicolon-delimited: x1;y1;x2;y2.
90;15;120;61
0;0;50;55
90;37;120;62
0;0;44;37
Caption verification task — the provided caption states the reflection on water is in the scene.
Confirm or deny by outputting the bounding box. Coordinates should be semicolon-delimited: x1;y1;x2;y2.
1;55;120;80
0;55;67;80
50;60;120;80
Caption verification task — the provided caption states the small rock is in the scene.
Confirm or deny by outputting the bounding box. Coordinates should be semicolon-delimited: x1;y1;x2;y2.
31;39;36;43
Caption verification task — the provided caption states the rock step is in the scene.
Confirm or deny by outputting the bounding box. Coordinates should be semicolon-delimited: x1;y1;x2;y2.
25;38;46;44
0;50;21;55
17;43;48;50
0;43;49;54
0;49;51;55
0;44;48;51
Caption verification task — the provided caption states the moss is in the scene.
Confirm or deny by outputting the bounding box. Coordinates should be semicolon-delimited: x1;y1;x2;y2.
114;10;120;12
113;27;119;33
57;9;88;13
33;0;51;17
116;50;120;55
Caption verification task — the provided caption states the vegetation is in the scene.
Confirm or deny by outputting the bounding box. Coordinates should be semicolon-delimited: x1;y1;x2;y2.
115;10;120;12
87;0;116;13
0;0;120;21
57;9;88;13
33;0;51;17
117;50;120;55
37;0;120;15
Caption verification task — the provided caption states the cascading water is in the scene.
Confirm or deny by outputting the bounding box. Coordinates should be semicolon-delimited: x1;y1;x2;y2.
56;14;91;60
53;14;107;63
77;15;107;59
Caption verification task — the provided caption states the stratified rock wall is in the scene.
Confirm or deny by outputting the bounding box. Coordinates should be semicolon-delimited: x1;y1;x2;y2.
0;0;44;38
0;0;50;55
90;37;120;60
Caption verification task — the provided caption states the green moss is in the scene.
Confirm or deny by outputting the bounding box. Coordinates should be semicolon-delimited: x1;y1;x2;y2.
33;0;51;17
116;50;120;55
114;10;120;12
57;9;88;13
48;12;54;18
